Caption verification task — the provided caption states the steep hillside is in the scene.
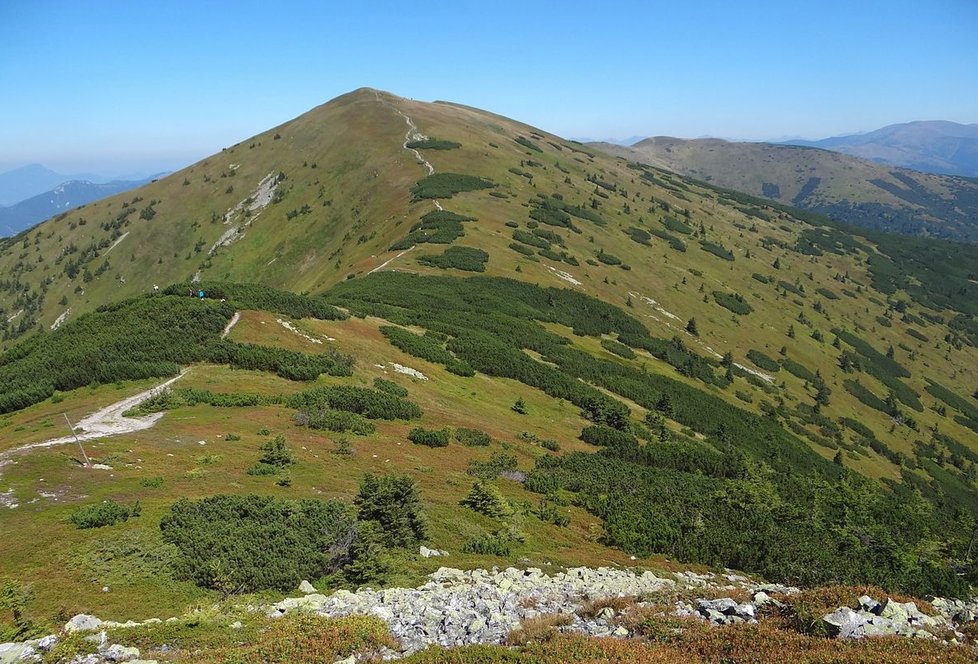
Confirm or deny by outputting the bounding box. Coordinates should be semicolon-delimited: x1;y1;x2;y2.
2;89;978;648
789;120;978;177
594;136;978;242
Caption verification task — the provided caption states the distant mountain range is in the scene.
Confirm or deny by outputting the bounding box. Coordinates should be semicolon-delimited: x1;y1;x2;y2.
0;176;160;237
592;136;978;243
786;121;978;177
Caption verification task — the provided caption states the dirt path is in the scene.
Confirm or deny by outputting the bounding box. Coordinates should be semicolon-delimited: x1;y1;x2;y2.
222;311;241;338
103;231;130;255
369;247;414;275
0;370;190;479
368;91;446;274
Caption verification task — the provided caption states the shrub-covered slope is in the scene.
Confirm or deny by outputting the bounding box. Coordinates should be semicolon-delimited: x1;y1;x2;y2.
1;89;978;636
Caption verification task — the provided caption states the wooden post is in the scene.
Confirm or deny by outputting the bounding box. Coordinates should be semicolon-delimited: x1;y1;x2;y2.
63;413;91;467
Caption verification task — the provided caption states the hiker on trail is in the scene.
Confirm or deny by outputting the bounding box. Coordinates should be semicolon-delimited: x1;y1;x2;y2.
198;290;205;299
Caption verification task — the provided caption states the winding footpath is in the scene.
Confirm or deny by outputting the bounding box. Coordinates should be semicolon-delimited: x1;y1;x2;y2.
370;92;443;273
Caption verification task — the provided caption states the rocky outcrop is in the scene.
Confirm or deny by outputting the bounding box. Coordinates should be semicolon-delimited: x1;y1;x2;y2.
0;625;152;663
268;566;678;654
3;566;978;660
820;595;967;641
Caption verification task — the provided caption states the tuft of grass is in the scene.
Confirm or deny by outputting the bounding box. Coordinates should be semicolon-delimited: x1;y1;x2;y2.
505;613;573;645
576;596;639;619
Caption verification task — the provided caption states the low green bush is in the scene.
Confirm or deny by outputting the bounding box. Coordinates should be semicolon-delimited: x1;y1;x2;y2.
160;494;358;592
601;338;636;359
468;452;518;480
455;427;492;447
355;474;428;547
460;481;512;517
408;427;450;447
746;349;781;372
406;138;461;150
410;173;494;200
418;246;489;272
70;500;141;529
713;291;754;315
373;377;408;397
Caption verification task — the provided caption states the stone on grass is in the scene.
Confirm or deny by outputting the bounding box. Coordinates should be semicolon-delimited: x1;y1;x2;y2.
65;614;103;633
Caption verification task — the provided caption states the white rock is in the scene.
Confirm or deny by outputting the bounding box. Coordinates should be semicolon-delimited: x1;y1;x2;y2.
298;580;317;594
64;614;103;633
103;643;141;661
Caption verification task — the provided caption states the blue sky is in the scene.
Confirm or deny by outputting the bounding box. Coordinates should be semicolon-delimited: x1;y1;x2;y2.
1;0;976;176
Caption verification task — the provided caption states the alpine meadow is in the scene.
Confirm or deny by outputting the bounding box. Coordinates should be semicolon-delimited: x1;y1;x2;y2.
1;87;978;663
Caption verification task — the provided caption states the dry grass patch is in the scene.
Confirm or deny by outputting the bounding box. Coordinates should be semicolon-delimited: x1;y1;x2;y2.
505;613;573;645
577;596;640;619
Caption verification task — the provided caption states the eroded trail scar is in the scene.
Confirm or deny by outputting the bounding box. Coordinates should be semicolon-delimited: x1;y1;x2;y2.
0;370;190;480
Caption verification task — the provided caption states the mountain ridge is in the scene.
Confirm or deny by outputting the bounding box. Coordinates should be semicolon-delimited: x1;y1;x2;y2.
0;176;160;237
591;135;978;242
787;120;978;177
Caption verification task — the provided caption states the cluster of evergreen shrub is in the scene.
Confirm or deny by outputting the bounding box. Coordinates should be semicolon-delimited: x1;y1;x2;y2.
467;451;518;480
699;240;734;261
287;385;422;421
324;272;975;597
161;281;346;320
379;325;474;376
650;228;687;251
0;286;363;414
778;280;806;297
0;295;232;413
512;230;550;249
418;246;488;272
661;216;694;235
600;338;636;359
247;435;296;478
833;328;921;411
595;250;622;266
209;340;354;381
624;227;652;245
514;136;543;152
70;500;141;529
160;474;427;592
127;387;282;416
410;173;494;200
455;427;491;447
405;138;461;150
713;291;754;315
389;210;475;250
509;242;536;257
746;349;780;372
705;182;978;317
529;195;605;228
780;357;817;382
373;377;407;397
296;409;375;435
407;427;450;447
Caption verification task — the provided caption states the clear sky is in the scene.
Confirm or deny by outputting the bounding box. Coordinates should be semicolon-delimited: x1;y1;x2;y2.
1;0;976;176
